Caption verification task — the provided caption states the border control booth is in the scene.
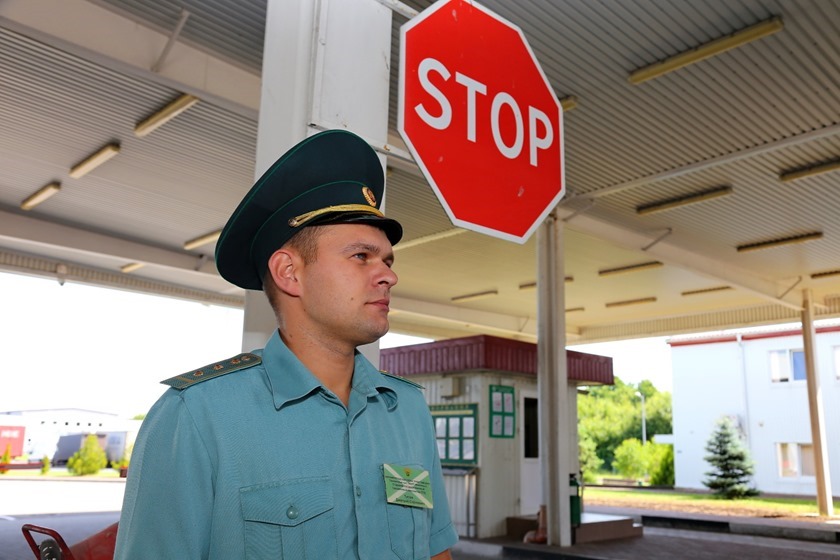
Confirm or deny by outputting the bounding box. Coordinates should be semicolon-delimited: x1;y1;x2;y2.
380;335;615;540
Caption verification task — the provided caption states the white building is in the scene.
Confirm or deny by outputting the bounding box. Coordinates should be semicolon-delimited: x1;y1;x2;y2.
670;325;840;496
0;408;141;462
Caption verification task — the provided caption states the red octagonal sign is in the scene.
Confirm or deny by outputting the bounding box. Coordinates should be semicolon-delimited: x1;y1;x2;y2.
399;0;564;243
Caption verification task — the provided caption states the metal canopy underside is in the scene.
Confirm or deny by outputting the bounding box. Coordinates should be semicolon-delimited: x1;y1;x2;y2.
2;0;840;343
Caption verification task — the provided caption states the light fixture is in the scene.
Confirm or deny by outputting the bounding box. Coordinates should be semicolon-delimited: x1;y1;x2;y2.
120;262;145;274
605;297;657;308
736;231;822;253
681;286;732;296
135;93;200;137
779;159;840;182
598;261;663;276
451;289;498;303
69;143;120;178
184;229;222;251
565;306;585;313
559;95;578;112
628;16;784;85
636;186;733;215
810;269;840;280
518;277;573;290
20;182;61;210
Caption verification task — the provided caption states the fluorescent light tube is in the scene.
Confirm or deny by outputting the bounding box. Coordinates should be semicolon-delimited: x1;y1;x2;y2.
184;229;222;251
451;289;498;303
637;186;733;215
69;144;120;178
135;93;199;137
779;160;840;182
599;261;663;276
20;182;61;210
736;232;822;252
629;17;784;85
120;262;145;274
605;297;657;308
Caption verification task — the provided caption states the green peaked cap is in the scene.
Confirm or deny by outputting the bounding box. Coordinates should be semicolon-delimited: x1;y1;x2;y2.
215;129;403;290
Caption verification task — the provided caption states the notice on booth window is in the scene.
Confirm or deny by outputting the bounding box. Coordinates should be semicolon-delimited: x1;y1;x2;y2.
489;385;515;439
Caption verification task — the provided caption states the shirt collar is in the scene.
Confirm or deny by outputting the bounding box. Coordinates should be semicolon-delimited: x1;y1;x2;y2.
262;331;398;411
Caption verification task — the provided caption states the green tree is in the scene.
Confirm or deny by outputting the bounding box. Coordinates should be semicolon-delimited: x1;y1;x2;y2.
67;434;108;476
613;438;652;480
650;444;674;486
578;377;672;471
703;416;758;498
578;434;603;483
40;455;51;475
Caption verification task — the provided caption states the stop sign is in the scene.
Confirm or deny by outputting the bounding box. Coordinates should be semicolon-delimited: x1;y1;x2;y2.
399;0;564;243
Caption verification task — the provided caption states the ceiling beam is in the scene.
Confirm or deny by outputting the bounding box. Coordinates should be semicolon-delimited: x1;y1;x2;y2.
558;207;802;311
0;209;221;279
0;0;259;119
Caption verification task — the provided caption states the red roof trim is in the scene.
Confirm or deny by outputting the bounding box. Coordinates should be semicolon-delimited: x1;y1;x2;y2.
669;325;840;346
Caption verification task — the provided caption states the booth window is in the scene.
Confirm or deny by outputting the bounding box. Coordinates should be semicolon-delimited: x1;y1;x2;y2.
778;442;815;478
430;404;478;466
769;349;805;383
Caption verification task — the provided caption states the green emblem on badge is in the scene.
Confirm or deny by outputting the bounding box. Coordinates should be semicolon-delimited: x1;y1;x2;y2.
383;463;433;509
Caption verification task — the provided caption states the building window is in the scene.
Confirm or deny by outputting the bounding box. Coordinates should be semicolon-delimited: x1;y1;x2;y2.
778;443;815;477
769;349;806;382
430;404;478;467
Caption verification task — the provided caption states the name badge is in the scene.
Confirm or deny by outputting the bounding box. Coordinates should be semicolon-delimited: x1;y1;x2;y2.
383;463;433;509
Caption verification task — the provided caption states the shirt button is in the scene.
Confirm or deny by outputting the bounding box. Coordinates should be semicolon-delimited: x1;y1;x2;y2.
355;485;362;497
286;505;299;520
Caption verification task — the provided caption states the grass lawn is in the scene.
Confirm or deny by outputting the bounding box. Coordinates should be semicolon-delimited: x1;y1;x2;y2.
0;467;122;479
584;486;839;519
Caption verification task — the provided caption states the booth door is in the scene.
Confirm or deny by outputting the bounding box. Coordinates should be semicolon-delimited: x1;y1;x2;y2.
520;393;541;515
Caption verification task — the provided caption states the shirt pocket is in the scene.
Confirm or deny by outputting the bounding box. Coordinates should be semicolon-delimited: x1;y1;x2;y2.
240;476;337;559
382;463;431;560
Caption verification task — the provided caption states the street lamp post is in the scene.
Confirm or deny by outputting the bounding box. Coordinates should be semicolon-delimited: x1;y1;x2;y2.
636;391;647;443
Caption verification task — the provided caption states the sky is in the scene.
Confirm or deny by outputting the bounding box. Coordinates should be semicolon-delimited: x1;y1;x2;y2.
0;270;672;418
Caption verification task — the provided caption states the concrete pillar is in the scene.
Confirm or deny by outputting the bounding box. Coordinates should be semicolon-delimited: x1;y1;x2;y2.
801;289;834;516
242;0;393;357
537;212;571;546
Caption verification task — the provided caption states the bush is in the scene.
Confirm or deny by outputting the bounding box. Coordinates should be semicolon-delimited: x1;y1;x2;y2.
0;444;11;474
613;438;648;480
650;444;674;486
67;435;107;476
40;455;51;475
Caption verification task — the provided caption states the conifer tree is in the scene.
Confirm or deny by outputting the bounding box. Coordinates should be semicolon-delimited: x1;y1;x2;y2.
703;416;758;498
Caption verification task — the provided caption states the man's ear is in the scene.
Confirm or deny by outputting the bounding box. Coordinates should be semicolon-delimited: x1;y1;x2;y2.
266;249;302;296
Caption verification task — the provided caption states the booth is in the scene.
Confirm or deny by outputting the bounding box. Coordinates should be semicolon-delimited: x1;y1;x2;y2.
380;335;614;539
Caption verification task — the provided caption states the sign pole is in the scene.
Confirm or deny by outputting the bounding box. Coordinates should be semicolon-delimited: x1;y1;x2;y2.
537;211;572;546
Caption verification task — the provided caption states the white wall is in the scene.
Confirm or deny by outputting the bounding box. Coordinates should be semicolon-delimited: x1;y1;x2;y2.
672;341;744;490
672;329;840;496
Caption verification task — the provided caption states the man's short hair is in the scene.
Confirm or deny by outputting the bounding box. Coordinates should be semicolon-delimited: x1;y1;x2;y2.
263;226;324;310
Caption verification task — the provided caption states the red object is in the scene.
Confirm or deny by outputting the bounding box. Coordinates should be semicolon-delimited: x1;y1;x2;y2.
0;425;25;457
380;334;613;386
22;522;118;560
399;0;565;243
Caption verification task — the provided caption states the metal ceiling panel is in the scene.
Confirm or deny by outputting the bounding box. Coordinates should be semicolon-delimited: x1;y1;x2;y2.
2;0;840;343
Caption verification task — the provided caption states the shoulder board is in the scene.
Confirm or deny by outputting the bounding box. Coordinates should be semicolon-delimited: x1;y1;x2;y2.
161;353;262;390
380;370;425;390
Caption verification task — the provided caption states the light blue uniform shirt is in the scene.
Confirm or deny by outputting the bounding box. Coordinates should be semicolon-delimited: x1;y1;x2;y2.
115;331;458;559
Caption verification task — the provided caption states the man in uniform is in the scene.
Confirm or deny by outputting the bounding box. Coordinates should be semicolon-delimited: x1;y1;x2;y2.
115;129;458;559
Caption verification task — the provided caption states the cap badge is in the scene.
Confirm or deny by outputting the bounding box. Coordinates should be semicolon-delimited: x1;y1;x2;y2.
362;186;377;207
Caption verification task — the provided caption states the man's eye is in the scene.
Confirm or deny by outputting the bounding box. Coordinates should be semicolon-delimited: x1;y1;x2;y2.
353;253;368;260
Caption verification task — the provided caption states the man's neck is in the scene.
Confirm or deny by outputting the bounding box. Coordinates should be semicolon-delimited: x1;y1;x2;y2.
280;328;355;405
